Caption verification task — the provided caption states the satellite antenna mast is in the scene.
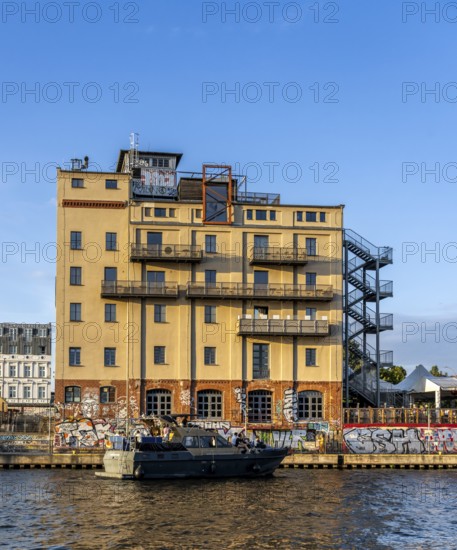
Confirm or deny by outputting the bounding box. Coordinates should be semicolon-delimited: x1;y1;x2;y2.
129;132;139;172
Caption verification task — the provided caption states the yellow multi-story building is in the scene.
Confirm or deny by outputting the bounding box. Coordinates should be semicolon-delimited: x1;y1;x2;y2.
55;149;344;429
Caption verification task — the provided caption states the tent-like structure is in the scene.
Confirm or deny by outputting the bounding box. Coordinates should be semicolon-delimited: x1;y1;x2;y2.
394;365;457;408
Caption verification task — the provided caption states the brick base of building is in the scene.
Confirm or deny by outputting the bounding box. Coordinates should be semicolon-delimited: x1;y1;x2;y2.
54;379;342;429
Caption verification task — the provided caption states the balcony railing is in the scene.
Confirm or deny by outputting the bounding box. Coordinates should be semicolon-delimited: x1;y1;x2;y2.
250;247;308;265
101;281;179;298
237;318;329;336
186;282;333;301
131;244;202;262
344;408;457;426
236;191;280;205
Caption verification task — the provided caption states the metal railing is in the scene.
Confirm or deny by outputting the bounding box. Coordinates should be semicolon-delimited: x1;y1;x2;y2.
101;281;179;297
237;318;329;336
344;229;393;263
250;246;308;264
131;243;202;262
236;191;280;205
344;407;457;425
186;282;333;300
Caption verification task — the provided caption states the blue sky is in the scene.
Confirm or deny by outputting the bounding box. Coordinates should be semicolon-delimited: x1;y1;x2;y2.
1;1;457;371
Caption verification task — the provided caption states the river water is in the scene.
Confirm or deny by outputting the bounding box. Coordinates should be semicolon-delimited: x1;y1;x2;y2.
0;468;456;549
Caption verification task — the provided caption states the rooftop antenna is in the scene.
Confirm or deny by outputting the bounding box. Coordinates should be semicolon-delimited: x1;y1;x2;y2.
129;132;139;171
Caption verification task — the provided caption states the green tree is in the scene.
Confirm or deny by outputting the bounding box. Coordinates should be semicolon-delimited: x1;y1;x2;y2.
344;340;363;372
380;365;407;385
430;365;447;377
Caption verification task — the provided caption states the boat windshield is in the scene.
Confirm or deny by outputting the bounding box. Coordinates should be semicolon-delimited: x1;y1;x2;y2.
200;436;217;448
216;435;231;447
182;436;199;448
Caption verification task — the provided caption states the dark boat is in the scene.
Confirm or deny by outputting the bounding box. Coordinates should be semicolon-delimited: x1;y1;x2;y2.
96;423;288;480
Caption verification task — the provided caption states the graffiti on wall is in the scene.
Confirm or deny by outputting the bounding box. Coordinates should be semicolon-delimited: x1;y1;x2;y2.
54;418;120;448
344;427;457;454
283;388;298;423
179;389;193;408
234;387;246;413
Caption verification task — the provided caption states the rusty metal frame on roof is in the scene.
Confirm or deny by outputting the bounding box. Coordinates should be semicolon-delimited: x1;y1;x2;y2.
202;164;233;225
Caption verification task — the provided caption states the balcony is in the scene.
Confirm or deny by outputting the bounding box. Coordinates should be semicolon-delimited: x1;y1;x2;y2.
250;247;308;265
131;244;202;262
237;318;329;336
186;283;333;301
236;191;280;205
101;281;179;298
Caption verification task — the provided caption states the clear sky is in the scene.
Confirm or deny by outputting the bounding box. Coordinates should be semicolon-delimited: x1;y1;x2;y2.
1;0;457;372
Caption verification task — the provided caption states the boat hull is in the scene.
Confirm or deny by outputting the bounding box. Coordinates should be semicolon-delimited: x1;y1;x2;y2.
98;448;288;479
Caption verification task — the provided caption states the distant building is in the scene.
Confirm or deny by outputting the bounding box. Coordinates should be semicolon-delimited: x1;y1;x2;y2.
0;323;52;410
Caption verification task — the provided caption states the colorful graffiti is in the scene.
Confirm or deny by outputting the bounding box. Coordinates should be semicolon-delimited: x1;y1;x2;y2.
54;418;119;447
343;426;457;454
283;388;298;423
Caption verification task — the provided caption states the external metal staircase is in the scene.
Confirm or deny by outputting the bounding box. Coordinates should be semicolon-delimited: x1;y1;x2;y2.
343;229;394;407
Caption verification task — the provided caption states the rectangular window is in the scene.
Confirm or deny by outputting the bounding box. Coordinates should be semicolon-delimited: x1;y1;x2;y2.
38;328;47;337
144;207;151;217
205;235;217;253
204;305;216;323
71;178;84;188
69;347;81;366
154;304;166;323
105;179;118;189
306;308;317;320
151;157;170;168
269;210;276;221
9;345;17;354
24;365;31;377
38;386;46;399
254;270;269;285
105;304;117;322
253;344;269;379
306;212;317;222
106;232;117;250
195;209;202;219
9;386;17;398
65;386;81;403
306;348;317;366
23;386;31;399
70;231;82;250
9;365;17;377
306;273;317;287
255;210;267;221
147;271;165;284
24;328;33;341
70;267;82;285
246;209;253;220
104;348;116;366
297;211;303;222
320;212;326;222
70;303;81;322
100;386;116;403
205;270;216;285
154;207;167;217
104;267;117;282
204;347;216;365
24;345;32;354
306;238;317;256
39;366;46;377
154;346;166;364
169;208;176;218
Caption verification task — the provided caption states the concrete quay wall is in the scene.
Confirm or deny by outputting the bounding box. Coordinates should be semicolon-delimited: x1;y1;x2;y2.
2;453;457;470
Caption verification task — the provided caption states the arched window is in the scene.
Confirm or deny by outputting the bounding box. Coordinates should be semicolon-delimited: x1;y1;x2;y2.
100;386;116;404
197;390;223;419
298;391;323;420
248;390;272;423
146;389;172;416
65;386;81;403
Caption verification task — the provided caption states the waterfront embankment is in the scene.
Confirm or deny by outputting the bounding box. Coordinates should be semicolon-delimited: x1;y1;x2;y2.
3;452;457;470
